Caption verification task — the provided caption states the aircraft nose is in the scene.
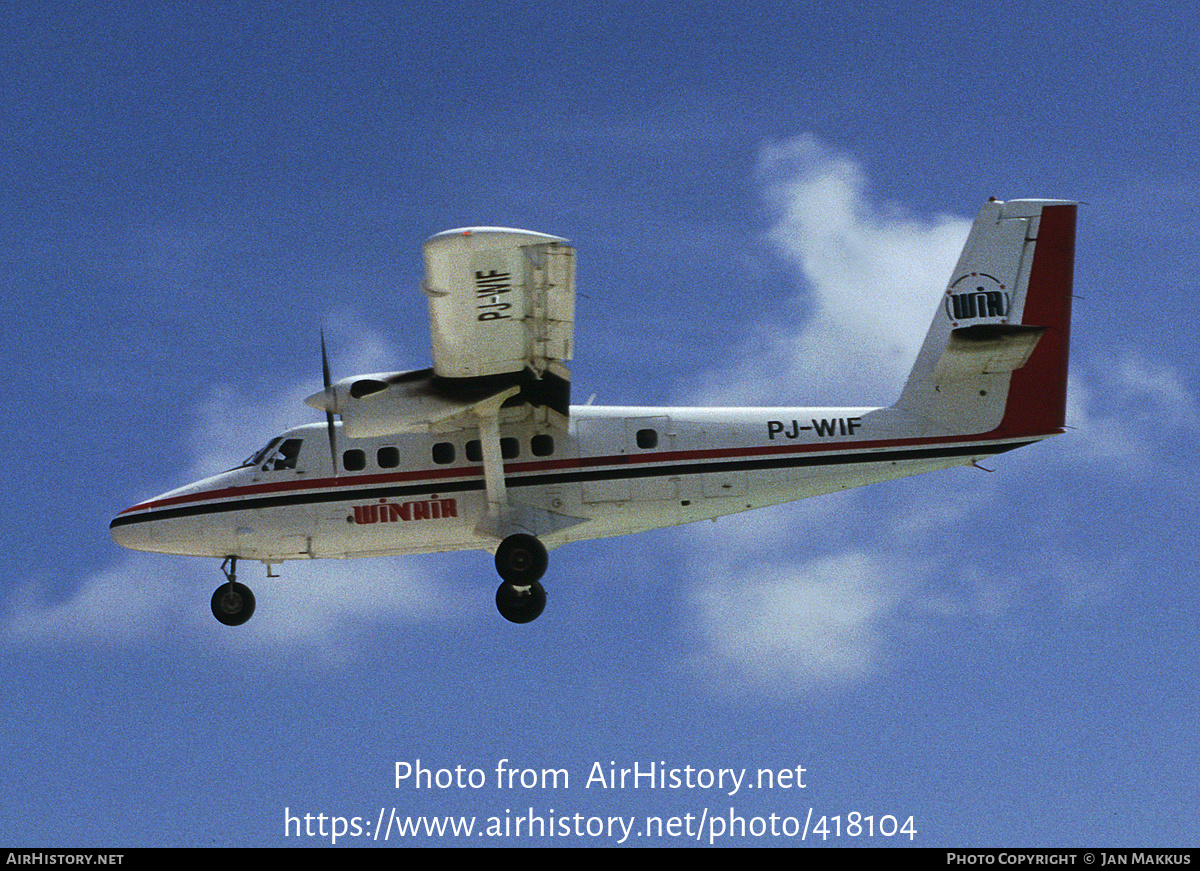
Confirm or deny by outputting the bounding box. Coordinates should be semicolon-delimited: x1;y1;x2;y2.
109;512;155;552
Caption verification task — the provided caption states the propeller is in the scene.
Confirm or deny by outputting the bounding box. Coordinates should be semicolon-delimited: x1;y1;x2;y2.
321;328;338;476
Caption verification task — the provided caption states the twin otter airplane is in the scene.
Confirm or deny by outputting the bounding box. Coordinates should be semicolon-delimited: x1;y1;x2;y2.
110;198;1076;625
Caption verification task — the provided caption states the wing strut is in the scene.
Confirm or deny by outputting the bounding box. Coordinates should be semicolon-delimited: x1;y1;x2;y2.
472;386;520;527
469;385;584;543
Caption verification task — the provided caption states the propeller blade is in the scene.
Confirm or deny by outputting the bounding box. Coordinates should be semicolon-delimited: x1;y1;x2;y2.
322;328;339;476
321;328;333;394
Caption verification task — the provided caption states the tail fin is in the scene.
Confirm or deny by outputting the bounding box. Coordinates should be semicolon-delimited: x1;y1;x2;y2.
893;198;1076;438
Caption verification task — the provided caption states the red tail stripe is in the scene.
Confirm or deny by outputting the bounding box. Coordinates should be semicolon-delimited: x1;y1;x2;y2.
999;203;1076;437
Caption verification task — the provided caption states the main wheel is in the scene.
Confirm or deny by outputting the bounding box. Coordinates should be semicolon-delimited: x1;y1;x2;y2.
495;580;546;624
211;582;256;626
494;533;548;584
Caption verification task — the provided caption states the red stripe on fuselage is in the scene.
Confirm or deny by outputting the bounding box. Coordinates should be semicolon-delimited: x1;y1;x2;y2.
115;427;1039;518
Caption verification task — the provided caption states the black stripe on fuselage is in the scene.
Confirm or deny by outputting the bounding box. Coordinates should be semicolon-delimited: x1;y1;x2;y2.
110;439;1035;529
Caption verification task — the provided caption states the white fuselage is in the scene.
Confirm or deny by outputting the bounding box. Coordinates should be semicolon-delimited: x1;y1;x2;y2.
109;403;1040;564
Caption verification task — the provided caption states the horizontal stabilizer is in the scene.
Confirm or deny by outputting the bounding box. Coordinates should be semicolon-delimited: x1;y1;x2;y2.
932;324;1046;379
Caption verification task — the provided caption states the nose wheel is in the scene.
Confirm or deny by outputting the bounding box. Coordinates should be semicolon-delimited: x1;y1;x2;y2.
211;556;256;626
494;534;548;623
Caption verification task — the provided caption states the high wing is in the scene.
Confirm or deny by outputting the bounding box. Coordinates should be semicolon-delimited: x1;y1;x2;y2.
306;227;576;437
305;226;578;544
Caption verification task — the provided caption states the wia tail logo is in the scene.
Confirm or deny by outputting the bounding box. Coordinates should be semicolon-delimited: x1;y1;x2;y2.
946;273;1010;322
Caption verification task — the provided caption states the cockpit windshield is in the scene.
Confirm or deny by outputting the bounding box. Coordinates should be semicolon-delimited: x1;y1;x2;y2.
237;437;304;471
240;438;283;469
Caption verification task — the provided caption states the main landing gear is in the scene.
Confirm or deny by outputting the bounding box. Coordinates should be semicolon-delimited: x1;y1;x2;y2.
211;556;256;626
494;533;548;624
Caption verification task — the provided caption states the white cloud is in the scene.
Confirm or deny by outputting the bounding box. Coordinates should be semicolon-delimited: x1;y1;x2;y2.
688;551;913;694
1056;354;1199;473
247;558;474;656
682;473;1122;695
681;135;971;691
4;328;470;655
695;133;972;406
3;552;472;658
5;557;196;645
680;133;1169;694
188;315;400;476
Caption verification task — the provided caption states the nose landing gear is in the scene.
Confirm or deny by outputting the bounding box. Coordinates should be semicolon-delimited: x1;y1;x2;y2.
211;556;256;626
494;534;548;624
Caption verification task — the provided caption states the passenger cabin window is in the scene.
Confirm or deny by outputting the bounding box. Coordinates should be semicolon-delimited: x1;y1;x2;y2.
531;434;554;456
343;449;366;472
465;439;521;462
378;446;400;468
432;442;455;465
636;428;659;449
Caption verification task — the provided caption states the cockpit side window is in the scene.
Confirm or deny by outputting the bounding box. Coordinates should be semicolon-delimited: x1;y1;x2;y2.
271;438;303;471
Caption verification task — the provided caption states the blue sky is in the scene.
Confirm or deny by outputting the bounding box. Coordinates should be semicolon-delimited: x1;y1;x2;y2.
3;1;1197;847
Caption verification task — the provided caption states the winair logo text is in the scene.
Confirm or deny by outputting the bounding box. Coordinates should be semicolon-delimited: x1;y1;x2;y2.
475;269;512;321
351;497;458;525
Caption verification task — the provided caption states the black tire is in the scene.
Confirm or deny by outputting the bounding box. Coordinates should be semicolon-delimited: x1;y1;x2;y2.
211;582;256;626
495;580;547;624
494;533;548;584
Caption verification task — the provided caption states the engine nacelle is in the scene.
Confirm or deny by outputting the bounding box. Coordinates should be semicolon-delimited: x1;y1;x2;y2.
305;368;565;438
306;369;500;437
